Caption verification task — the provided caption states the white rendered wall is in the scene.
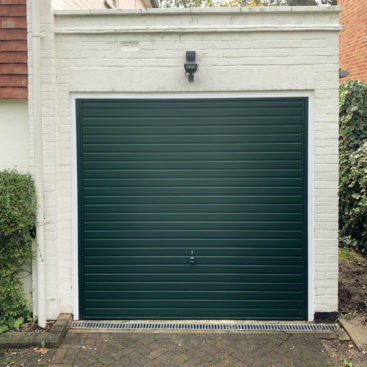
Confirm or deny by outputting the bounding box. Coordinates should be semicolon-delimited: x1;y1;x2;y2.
0;99;32;305
28;6;341;319
0;100;29;172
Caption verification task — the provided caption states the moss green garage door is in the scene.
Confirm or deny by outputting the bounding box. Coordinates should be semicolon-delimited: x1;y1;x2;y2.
77;98;308;320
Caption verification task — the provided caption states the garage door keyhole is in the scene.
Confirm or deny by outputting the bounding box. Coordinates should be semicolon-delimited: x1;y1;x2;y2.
188;250;197;265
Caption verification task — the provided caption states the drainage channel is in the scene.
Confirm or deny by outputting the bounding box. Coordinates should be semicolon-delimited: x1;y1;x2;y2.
72;321;337;332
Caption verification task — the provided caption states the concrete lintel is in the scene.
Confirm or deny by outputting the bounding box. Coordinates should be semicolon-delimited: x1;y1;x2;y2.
54;25;342;35
54;6;342;17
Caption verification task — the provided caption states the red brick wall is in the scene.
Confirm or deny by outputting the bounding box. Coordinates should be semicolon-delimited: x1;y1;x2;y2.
338;0;367;83
0;0;27;98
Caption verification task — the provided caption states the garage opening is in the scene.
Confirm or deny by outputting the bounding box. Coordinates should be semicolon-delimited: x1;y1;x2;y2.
77;97;308;320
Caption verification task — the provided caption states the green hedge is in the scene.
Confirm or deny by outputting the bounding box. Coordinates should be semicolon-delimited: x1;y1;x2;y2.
339;80;367;252
339;144;367;250
0;170;36;325
339;80;367;153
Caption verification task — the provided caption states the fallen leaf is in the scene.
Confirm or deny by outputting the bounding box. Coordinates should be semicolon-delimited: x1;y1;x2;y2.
35;347;48;355
348;343;354;349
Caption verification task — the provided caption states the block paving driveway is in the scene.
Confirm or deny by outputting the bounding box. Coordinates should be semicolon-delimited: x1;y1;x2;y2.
0;330;337;367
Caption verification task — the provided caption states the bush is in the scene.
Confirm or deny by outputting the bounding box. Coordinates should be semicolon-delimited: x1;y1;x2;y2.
339;80;367;252
340;144;367;251
0;170;36;326
339;80;367;154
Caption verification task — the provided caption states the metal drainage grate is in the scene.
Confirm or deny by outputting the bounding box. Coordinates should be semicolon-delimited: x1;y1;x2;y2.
71;321;336;332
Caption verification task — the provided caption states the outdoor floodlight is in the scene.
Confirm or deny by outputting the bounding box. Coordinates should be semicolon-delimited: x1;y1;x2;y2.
184;51;198;82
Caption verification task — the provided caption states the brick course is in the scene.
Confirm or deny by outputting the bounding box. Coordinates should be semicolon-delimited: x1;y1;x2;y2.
0;0;27;98
338;0;367;83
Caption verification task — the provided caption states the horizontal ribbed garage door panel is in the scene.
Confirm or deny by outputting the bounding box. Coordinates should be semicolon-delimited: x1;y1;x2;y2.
83;143;302;153
84;197;303;205
84;177;303;185
85;174;302;183
77;98;307;320
84;309;304;319
84;162;302;171
85;248;303;257
83;125;302;135
85;291;303;300
84;223;303;231
82;100;303;108
84;255;304;265
83;230;302;239
83;169;302;179
82;117;303;127
82;107;302;118
85;190;301;198
85;300;305;310
83;135;302;144
84;204;303;213
85;282;304;292
84;213;303;221
84;274;304;283
84;152;303;161
84;264;303;273
84;238;304;248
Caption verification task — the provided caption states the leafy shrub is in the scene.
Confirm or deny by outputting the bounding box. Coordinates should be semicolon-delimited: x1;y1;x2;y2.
339;80;367;154
339;81;367;251
339;144;367;251
0;170;36;327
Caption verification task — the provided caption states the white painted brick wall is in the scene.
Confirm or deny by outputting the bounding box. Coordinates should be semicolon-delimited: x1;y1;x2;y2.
28;7;341;319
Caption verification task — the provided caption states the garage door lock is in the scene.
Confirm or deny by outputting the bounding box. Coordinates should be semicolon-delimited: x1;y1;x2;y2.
188;250;197;264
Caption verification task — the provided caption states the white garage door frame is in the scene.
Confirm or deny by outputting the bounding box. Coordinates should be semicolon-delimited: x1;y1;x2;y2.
70;91;315;321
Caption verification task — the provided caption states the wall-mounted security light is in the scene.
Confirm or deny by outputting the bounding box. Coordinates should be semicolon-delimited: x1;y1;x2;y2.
184;51;198;83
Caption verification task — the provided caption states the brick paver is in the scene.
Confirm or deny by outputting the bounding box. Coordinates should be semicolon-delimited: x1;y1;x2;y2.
0;330;335;367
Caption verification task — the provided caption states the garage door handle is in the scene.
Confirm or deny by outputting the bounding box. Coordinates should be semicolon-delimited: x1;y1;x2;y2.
188;250;197;264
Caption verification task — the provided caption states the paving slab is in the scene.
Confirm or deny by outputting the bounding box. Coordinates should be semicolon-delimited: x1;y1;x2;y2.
1;329;337;367
340;317;367;352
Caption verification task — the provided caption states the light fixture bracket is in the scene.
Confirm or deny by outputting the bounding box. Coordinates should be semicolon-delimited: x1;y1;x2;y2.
184;51;198;83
